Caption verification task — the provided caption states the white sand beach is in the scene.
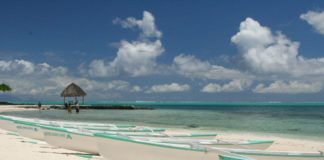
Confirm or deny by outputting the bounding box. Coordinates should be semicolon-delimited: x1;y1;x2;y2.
0;105;323;160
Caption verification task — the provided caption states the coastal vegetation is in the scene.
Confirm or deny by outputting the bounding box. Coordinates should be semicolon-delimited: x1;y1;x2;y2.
0;83;12;92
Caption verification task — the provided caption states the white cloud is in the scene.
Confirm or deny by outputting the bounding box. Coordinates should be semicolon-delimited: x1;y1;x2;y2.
147;83;190;93
3;74;141;100
301;10;324;35
111;40;164;76
231;17;324;77
113;10;162;38
131;85;142;92
253;81;322;94
87;60;116;77
201;79;252;93
88;11;164;77
0;58;142;100
0;59;67;76
50;76;134;93
173;54;249;80
0;59;34;74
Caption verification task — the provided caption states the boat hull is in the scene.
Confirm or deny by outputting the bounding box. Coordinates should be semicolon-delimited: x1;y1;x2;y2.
97;134;220;160
0;118;18;132
42;127;99;154
207;141;273;150
15;122;44;140
131;137;273;150
219;150;324;160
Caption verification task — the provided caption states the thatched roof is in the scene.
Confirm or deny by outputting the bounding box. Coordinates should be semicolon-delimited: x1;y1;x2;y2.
60;83;86;97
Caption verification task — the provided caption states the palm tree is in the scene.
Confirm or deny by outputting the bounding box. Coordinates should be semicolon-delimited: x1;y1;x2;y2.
0;83;12;92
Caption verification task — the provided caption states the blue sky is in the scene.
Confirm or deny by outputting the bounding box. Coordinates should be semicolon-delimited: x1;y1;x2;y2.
1;0;324;102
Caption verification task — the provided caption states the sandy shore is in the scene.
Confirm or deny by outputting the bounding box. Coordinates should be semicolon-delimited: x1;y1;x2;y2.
0;105;323;160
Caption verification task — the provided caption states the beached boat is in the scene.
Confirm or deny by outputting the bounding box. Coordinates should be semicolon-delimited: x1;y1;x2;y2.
3;115;163;132
41;125;99;154
218;149;324;160
65;125;166;132
15;120;44;140
126;132;217;139
6;117;217;140
40;125;217;154
96;133;220;160
96;133;324;160
132;137;273;150
0;116;20;132
2;115;136;128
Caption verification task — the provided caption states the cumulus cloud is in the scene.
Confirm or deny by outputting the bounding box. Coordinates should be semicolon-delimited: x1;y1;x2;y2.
146;83;190;93
3;74;141;99
87;60;116;77
231;17;324;77
88;11;164;77
0;59;67;76
173;54;249;80
301;10;324;35
201;79;252;93
0;58;142;100
110;40;164;76
113;11;162;38
253;81;322;94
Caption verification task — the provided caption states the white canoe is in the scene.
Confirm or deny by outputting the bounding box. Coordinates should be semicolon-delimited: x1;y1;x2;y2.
0;116;20;132
40;125;216;154
41;125;100;154
3;115;136;128
218;149;324;160
15;120;44;140
4;115;164;132
117;132;217;139
132;137;273;150
96;133;324;160
96;133;223;160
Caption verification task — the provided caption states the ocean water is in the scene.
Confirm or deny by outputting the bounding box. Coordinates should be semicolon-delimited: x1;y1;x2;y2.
2;102;324;140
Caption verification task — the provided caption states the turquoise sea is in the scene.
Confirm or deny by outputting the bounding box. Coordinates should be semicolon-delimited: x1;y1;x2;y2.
2;102;324;140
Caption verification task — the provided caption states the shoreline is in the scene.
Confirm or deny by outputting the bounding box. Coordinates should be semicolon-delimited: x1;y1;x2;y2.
0;103;154;110
0;105;324;160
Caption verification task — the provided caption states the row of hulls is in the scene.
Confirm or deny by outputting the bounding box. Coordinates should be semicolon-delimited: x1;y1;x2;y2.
0;115;167;133
12;119;217;141
39;124;274;154
218;150;324;160
0;115;218;149
95;133;324;160
2;115;323;160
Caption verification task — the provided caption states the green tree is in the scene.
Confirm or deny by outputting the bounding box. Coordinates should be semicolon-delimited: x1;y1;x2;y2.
0;83;12;92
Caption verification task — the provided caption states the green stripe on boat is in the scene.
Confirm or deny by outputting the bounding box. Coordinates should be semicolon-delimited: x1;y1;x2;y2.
219;155;254;160
246;140;274;144
14;120;38;126
231;151;324;158
7;132;19;136
73;153;96;159
190;133;217;137
0;116;13;121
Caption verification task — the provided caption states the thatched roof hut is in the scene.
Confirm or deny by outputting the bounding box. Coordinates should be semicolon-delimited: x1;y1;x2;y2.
61;83;86;104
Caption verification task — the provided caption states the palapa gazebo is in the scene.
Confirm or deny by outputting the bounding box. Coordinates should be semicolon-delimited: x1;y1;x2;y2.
61;83;86;104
